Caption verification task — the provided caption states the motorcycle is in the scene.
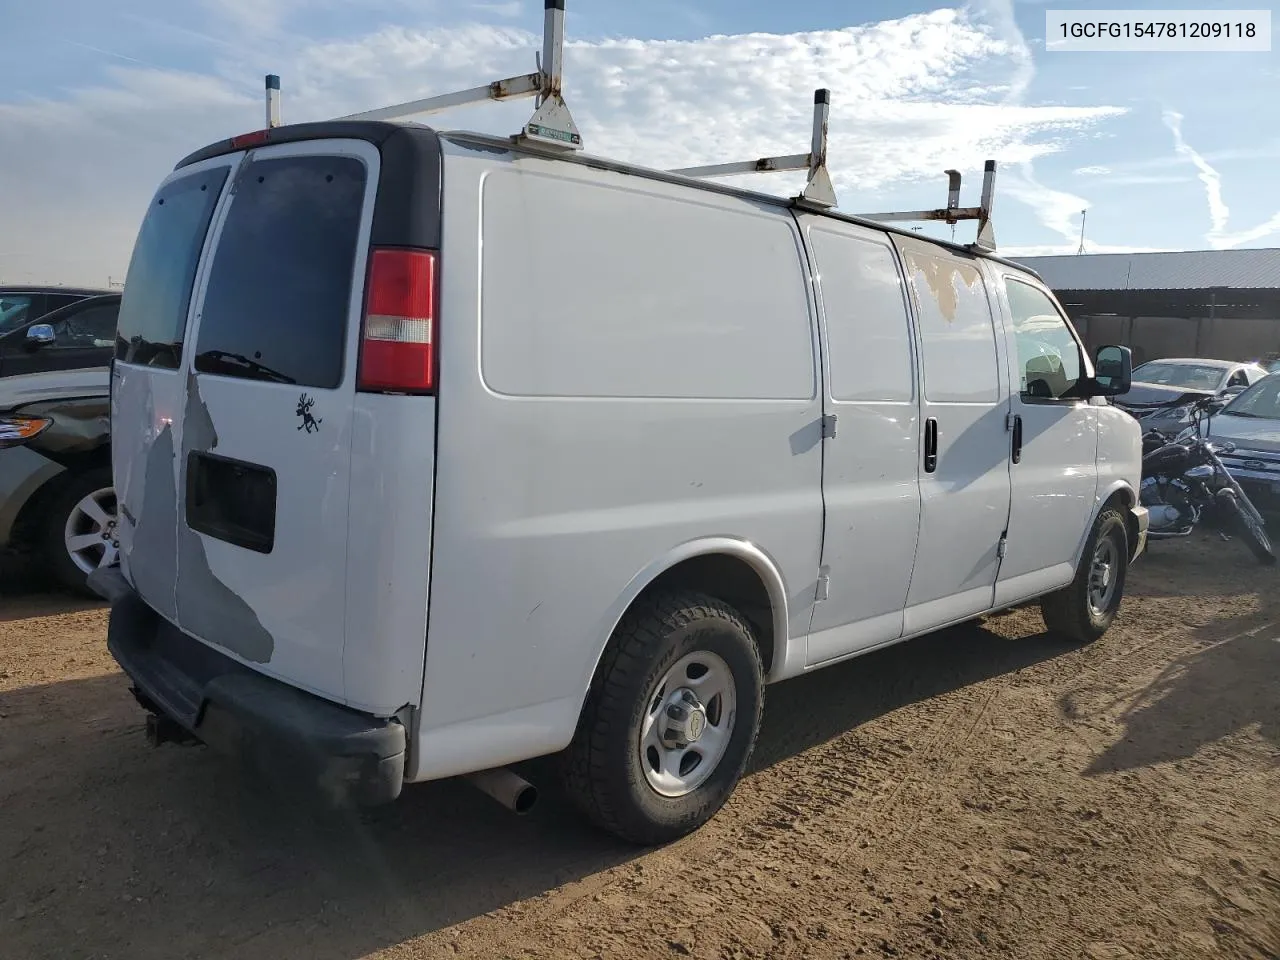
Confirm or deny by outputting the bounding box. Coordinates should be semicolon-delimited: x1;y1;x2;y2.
1138;395;1276;565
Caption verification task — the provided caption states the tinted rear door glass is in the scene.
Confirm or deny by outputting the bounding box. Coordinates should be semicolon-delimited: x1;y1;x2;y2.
115;166;229;368
194;155;367;389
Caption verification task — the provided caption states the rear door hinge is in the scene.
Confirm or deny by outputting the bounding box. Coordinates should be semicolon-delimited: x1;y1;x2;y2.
821;414;838;439
816;571;831;602
1005;412;1017;431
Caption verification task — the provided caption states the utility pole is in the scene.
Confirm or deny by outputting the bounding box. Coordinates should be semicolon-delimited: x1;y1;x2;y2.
1077;208;1087;254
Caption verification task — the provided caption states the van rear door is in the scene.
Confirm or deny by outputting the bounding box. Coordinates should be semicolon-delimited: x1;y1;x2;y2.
113;156;239;625
116;138;383;708
175;139;378;705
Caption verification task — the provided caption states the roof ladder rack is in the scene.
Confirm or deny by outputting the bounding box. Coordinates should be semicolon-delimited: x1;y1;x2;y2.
333;0;581;150
669;89;838;209
857;160;999;252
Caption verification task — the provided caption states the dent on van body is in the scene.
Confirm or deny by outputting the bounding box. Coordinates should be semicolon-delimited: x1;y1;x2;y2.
173;372;275;663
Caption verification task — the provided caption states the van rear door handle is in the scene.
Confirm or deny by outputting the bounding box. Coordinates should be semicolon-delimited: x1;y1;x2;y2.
923;418;938;473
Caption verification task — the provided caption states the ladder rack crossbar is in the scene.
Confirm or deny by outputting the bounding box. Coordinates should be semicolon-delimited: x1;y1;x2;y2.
669;90;837;209
260;2;1001;246
331;0;580;149
671;153;811;179
859;206;985;225
856;161;998;251
336;73;542;123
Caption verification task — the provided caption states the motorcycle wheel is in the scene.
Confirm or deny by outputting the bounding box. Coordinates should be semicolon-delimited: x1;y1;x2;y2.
1224;496;1277;566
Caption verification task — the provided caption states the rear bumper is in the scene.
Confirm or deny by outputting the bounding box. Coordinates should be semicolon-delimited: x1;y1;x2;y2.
1129;504;1149;561
98;569;406;806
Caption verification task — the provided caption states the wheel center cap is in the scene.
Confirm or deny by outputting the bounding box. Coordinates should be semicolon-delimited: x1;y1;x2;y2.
661;689;707;748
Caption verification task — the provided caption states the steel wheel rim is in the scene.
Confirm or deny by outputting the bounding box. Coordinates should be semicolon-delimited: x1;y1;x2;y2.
639;650;737;798
1087;535;1119;617
64;486;119;575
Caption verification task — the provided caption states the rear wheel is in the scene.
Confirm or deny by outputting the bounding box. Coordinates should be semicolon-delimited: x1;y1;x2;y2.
1223;495;1276;565
42;467;118;596
1040;506;1129;644
562;591;764;846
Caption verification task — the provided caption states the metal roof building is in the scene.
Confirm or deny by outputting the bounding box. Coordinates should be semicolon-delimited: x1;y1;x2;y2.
1012;248;1280;366
1016;248;1280;292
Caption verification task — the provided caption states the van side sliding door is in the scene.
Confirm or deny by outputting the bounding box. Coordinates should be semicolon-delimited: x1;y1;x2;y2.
797;217;922;666
890;236;1013;635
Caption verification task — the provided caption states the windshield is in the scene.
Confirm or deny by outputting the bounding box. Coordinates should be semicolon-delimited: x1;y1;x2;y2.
1133;360;1226;391
1222;374;1280;420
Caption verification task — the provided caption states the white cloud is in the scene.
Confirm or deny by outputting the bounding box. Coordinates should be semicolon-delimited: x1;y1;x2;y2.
1162;109;1280;249
1075;165;1110;175
1002;162;1089;245
1;5;1125;284
470;1;524;17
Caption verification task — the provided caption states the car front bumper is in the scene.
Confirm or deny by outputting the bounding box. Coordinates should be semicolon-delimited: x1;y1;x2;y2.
94;568;406;806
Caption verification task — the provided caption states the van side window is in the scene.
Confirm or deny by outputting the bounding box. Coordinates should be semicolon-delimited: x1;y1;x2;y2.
810;229;912;402
1228;370;1249;388
903;251;1000;403
1005;278;1081;401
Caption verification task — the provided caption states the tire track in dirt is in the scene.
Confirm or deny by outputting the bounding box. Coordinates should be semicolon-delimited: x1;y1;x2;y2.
434;592;1279;960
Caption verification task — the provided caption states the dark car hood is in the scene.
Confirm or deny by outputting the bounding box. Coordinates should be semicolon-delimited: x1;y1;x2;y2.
1115;382;1216;411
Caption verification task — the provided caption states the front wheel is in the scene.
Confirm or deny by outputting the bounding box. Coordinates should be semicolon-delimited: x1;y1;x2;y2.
561;591;765;846
42;467;119;596
1223;494;1276;565
1040;506;1130;644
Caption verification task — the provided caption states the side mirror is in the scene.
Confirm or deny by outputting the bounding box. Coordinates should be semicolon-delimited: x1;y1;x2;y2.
1092;344;1132;397
24;323;56;350
1222;385;1247;396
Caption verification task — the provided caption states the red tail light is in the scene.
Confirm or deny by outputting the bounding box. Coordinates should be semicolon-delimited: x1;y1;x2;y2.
358;248;437;393
230;129;271;149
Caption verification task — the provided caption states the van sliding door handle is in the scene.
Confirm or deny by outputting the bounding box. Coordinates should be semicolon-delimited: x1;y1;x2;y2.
923;418;938;473
1011;414;1024;464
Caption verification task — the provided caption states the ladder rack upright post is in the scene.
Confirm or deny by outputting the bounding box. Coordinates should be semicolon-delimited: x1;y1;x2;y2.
856;160;998;252
265;74;281;128
669;89;838;209
333;0;581;150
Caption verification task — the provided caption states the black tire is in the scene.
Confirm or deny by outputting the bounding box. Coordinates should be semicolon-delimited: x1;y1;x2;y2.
1223;495;1276;565
561;590;765;846
1040;505;1129;645
41;467;117;597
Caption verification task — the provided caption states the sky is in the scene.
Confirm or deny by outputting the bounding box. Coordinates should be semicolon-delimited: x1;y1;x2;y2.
1;0;1278;286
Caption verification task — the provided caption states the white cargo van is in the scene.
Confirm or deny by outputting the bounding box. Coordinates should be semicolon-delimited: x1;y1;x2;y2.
96;36;1146;843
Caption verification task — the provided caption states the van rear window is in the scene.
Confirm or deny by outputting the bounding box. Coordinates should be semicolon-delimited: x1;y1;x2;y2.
194;155;367;389
115;166;229;368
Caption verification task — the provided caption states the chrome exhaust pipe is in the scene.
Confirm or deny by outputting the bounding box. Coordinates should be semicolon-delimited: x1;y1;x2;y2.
463;767;538;815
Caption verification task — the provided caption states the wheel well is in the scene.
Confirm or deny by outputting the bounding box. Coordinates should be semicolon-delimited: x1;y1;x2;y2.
1103;487;1139;560
634;553;777;673
9;451;111;550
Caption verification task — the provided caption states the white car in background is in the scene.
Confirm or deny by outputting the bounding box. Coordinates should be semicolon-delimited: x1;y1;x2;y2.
1205;373;1280;505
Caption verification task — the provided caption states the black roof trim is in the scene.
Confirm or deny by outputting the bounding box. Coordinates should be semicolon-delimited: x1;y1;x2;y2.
169;120;1036;277
175;120;411;169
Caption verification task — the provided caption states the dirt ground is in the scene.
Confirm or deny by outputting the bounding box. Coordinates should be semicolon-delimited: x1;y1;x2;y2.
1;535;1278;960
